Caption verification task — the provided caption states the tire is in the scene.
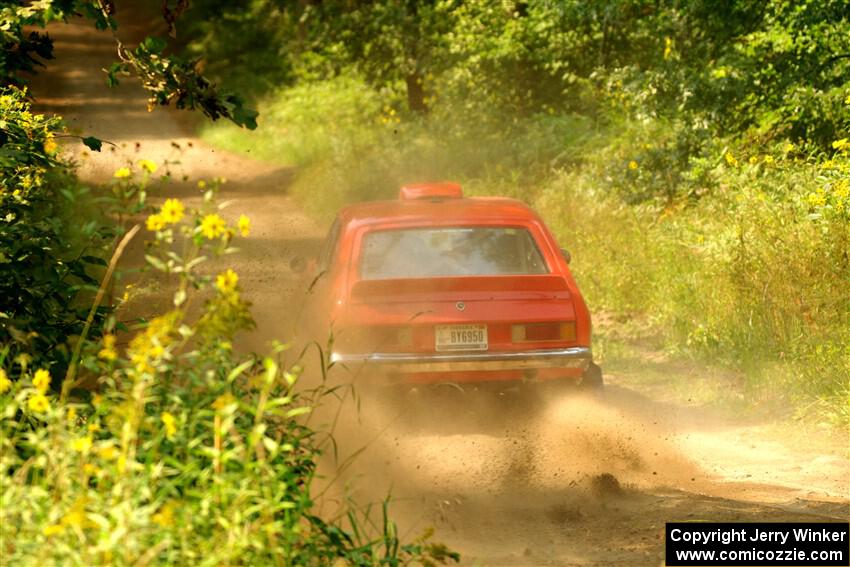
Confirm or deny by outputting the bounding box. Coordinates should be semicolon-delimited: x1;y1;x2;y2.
579;362;604;391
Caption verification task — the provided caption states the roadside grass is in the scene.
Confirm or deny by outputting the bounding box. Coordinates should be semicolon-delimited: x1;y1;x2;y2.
200;78;850;426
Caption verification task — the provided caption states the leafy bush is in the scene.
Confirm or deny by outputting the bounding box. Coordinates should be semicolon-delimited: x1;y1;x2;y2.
536;137;850;418
0;87;116;382
0;175;458;565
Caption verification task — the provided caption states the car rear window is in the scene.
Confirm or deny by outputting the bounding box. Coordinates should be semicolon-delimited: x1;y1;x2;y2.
359;227;549;280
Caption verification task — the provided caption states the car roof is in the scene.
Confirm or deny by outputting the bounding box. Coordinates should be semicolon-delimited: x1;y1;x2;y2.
337;197;543;229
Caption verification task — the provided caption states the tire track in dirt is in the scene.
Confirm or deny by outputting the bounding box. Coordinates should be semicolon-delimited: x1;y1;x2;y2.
30;15;849;567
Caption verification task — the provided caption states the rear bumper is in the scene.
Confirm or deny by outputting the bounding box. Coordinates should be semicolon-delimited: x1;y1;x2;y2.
329;347;592;373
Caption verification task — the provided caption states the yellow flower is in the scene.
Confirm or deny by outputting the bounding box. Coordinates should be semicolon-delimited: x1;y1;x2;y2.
43;524;66;537
33;368;51;393
152;502;175;527
161;411;177;439
832;138;848;151
807;191;826;207
628;160;639;170
61;500;91;528
764;155;775;164
748;156;758;165
200;213;226;239
83;463;99;475
44;137;59;155
160;198;185;224
28;393;50;413
783;142;795;153
87;422;100;433
71;435;93;453
138;159;158;173
663;37;673;60
238;214;251;236
67;407;77;423
98;334;118;361
212;393;237;412
845;93;850;105
724;152;738;167
114;167;131;179
215;269;239;294
197;180;207;189
146;213;166;232
98;445;118;461
0;369;11;394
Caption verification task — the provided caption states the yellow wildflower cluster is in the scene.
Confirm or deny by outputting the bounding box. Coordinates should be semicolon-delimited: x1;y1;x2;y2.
807;189;827;208
43;134;58;155
45;498;95;533
147;198;185;232
26;368;52;413
114;167;131;179
380;106;401;125
832;138;849;152
127;313;178;375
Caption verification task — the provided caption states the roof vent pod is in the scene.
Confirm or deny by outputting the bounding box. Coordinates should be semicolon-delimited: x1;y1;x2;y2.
399;182;463;201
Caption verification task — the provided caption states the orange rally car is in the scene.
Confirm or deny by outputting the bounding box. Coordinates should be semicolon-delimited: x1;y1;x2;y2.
301;182;602;391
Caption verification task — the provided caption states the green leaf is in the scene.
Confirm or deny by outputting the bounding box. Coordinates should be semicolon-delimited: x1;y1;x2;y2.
82;136;102;152
226;360;254;383
141;36;168;54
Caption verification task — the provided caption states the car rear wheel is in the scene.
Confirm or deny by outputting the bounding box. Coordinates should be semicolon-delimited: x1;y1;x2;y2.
579;362;604;391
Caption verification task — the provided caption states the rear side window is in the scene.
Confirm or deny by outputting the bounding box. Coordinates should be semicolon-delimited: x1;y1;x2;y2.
359;227;549;280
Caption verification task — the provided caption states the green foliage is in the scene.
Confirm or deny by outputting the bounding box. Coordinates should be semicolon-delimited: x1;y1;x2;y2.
0;178;459;566
202;75;597;219
0;87;115;380
535;136;850;415
1;0;257;129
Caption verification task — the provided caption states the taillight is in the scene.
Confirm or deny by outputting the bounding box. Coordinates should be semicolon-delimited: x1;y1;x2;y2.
336;326;413;353
511;322;576;343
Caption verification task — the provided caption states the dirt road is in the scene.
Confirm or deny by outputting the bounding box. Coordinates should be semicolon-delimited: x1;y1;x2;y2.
32;15;848;567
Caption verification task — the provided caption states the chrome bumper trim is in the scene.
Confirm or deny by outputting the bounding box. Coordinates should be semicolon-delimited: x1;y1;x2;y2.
330;347;592;373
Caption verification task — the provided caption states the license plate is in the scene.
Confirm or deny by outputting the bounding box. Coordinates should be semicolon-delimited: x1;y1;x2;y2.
435;324;488;352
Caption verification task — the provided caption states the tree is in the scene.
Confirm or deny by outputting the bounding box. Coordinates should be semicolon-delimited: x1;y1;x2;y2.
0;0;257;130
